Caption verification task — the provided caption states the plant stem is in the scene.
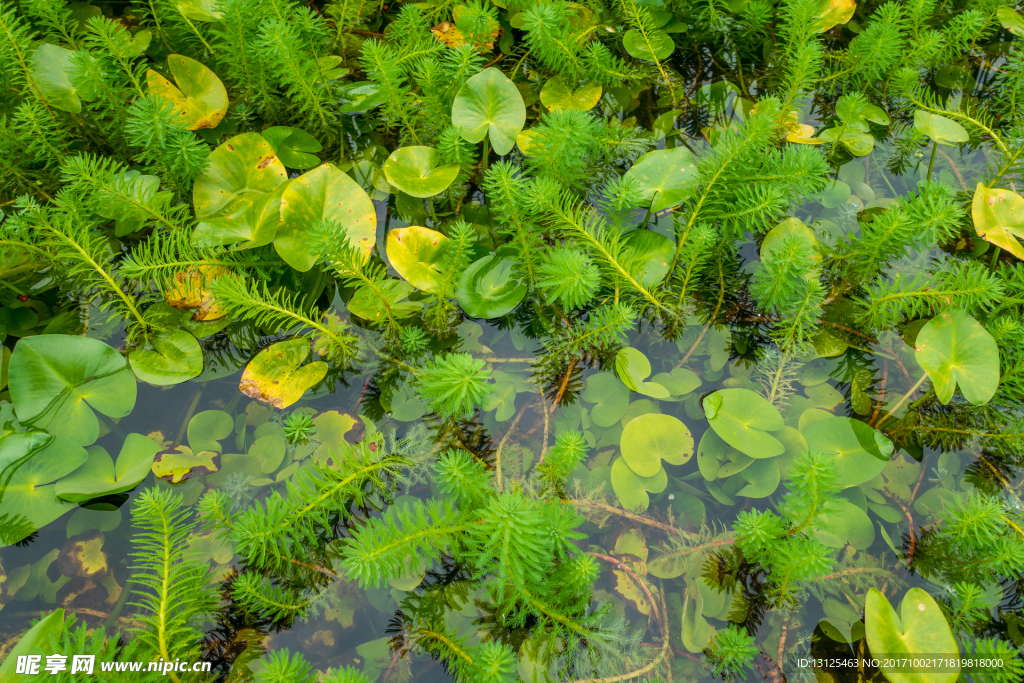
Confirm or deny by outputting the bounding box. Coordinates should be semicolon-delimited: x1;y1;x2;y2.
481;136;489;171
494;401;530;492
926;142;938;181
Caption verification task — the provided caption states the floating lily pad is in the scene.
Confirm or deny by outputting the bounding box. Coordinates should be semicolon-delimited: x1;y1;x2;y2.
9;335;137;446
761;217;820;268
452;67;525;156
622;230;674;286
390;384;429;422
129;329;203;386
539;76;602;111
610;456;667;512
734;458;781;498
972;183;1024;261
192;133;288;249
386;226;451;293
620;413;694;477
703;388;784;459
187;410;235;453
165;266;232;321
0;436;88;539
239;339;328;409
580;373;630;427
30;44;83;112
55;434;161;502
262;126;322;169
348;279;423;322
803;417;891;486
277;163;377;271
623;147;697;212
915;309;999;405
456;254;527;318
152;445;219;483
147;54;228;130
383;147;460;198
814;499;875;549
614;347;669;398
623;28;674;61
913;110;969;146
864;588;959;683
248;434;287;474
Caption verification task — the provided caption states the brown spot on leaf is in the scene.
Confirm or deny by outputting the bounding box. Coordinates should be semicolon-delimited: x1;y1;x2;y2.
257;155;278;170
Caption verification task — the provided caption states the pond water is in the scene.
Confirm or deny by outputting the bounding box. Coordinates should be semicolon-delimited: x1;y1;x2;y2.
2;2;1024;683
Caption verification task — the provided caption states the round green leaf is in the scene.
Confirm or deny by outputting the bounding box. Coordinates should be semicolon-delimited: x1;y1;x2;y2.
239;339;327;409
864;588;959;683
249;433;287;474
456;254;527;318
803;416;891;486
620;413;694;476
146;55;228;130
622;230;674;287
391;384;428;422
972;183;1024;260
581;373;630;427
610;456;667;513
539;76;602;111
913;110;969;146
0;436;88;535
30;44;82;113
55;434;161;502
623;28;674;60
277;163;377;271
9;335;137;446
452;67;526;156
338;81;387;113
623;147;697;212
483;381;518;421
734;458;781;498
704;388;784;459
814;499;875;549
187;410;234;453
614;347;651;392
649;367;701;397
129;329;203;386
192;132;288;249
383;146;460;198
348;280;423;322
386;226;451;293
915;309;999;405
262;126;323;169
760;217;821;268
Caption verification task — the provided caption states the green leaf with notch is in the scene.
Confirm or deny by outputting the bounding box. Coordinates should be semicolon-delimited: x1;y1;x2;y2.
383;147;460;198
915;309;999;405
452;68;525;156
146;54;228;130
704;388;784;458
55;434;161;502
456;254;527;319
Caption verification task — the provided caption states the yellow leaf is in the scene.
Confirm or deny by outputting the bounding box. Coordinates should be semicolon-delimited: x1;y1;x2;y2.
151;445;219;483
146;55;228;130
972;183;1024;260
815;0;856;32
239;339;328;409
786;123;824;145
165;265;232;321
612;569;651;615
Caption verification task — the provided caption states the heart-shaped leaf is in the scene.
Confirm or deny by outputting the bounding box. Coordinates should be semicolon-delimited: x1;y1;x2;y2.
239;339;328;409
620;413;694;477
864;588;959;683
456;254;527;318
187;410;234;453
383;146;460;198
760;217;821;267
452;67;526;156
277;163;377;271
262;126;323;169
386;226;451;293
129;329;203;386
610;456;667;512
339;81;387;113
623;28;674;61
913;110;969;146
9;335;137;446
55;434;161;502
803;416;891;485
147;54;228;130
192;133;288;248
30;44;83;113
483;381;518;421
581;373;630;427
813;499;875;549
615;347;670;398
539;76;603;111
915;309;999;405
972;183;1024;260
151;445;219;483
622;230;674;286
0;436;88;537
733;458;781;498
704;388;784;458
623;147;698;212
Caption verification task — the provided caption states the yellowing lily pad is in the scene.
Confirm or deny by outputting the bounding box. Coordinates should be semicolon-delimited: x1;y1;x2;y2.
540;76;602;111
151;445;219;483
786;123;823;145
815;0;856;32
165;266;232;321
239;339;328;409
972;183;1024;260
386;226;451;293
147;54;228;130
277;163;377;271
915;309;999;405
